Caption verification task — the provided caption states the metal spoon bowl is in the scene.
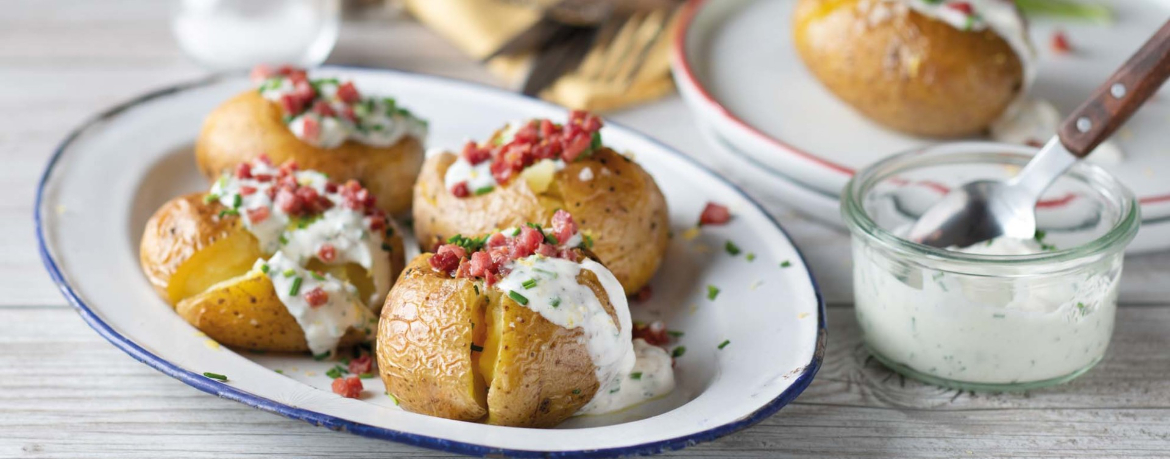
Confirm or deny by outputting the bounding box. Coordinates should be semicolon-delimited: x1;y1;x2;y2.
907;20;1170;248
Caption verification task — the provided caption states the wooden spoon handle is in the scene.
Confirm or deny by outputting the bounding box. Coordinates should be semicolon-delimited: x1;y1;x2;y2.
1059;20;1170;157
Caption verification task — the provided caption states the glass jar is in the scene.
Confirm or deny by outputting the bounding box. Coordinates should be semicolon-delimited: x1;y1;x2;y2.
841;142;1139;391
171;0;340;71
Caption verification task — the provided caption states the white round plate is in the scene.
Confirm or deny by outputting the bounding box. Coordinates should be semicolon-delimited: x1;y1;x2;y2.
695;119;843;227
35;67;826;457
672;0;1170;250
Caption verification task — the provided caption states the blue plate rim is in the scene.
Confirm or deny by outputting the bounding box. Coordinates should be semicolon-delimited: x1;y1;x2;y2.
33;66;827;458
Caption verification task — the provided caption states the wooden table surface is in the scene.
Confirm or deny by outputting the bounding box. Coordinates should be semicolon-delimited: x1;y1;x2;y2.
3;1;1169;457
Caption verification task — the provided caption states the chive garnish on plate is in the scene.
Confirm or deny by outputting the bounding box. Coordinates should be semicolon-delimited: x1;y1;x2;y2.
203;372;228;381
672;346;687;358
725;240;742;256
718;339;731;350
630;372;643;380
707;285;720;300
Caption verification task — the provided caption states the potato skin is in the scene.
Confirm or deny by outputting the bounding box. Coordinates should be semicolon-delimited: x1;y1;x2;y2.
378;254;615;427
176;270;369;352
140;193;254;304
483;269;611;427
195;90;425;215
412;148;669;295
140;192;405;352
377;256;488;422
792;0;1025;137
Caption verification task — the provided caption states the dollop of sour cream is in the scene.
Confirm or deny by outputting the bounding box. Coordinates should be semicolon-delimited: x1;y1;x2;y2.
259;253;376;356
493;255;675;414
208;159;393;354
259;76;427;149
855;234;1121;385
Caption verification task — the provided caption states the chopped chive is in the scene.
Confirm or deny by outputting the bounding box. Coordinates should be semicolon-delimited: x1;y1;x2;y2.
260;264;270;274
359;372;376;379
217;208;239;218
313;351;330;361
724;240;742;256
232;194;242;208
589;131;602;152
508;290;529;305
746;253;756;262
1034;230;1047;241
289;277;303;296
384;226;395;237
706;285;720;301
474;185;494;195
629;372;643;380
780;260;792;268
667;330;685;338
511;227;521;236
473;285;480;295
387;393;399;405
381;242;392;251
325;365;347;379
470;343;484;352
582;233;594;249
204;194;219;203
279;234;289;245
522;278;538;289
717;339;731;350
311;271;325;281
533;268;558;279
550;297;562;308
202;372;227;381
283;269;296;278
274;369;283;374
572;388;581;395
544;232;559;245
672;346;687;358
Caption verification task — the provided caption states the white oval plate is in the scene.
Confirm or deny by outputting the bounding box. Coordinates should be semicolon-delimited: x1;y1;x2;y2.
35;67;825;457
672;0;1170;249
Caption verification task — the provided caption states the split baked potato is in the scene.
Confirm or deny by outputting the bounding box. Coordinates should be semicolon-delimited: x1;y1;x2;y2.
140;159;406;353
377;253;614;427
413;113;669;295
196;66;427;215
792;0;1030;137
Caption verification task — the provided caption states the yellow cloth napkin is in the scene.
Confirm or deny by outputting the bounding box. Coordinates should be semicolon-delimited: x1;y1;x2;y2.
403;0;677;112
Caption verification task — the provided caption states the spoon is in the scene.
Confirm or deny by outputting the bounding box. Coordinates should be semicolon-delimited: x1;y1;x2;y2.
907;20;1170;248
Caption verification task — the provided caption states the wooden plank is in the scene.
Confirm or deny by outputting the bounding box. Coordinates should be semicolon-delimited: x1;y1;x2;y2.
2;307;1166;458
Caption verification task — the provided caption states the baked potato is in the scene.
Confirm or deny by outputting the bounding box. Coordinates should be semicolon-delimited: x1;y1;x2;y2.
196;66;427;215
378;218;673;427
792;0;1032;138
413;112;669;295
140;157;405;354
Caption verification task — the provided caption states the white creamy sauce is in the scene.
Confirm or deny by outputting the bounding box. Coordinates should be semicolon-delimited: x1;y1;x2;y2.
208;159;394;353
492;256;673;413
259;77;427;149
443;156;497;192
578;339;676;415
259;253;376;356
855;235;1120;384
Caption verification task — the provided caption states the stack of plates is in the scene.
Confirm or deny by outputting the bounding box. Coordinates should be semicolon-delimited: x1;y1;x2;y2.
671;0;1170;253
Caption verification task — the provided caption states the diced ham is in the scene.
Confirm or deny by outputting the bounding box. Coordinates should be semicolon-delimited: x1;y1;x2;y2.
946;1;973;15
317;244;337;263
428;244;465;275
239;186;257;196
1052;30;1072;54
336;81;361;104
348;354;373;374
331;376;362;399
246;206;270;224
450;182;470;198
301;116;320;142
632;321;669;346
250;64;274;83
634;285;653;303
275;188;303;214
549;210;578;245
312;100;336;117
235;162;253;179
467;251;495;278
699;202;731;226
279;94;305;116
304;287;329;307
536;243;557;257
511;226;543;258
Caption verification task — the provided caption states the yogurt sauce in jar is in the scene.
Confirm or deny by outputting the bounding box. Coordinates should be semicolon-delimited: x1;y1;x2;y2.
843;146;1139;390
854;234;1121;386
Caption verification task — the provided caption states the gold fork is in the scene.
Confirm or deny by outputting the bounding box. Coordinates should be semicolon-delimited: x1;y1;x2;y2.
577;3;680;90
